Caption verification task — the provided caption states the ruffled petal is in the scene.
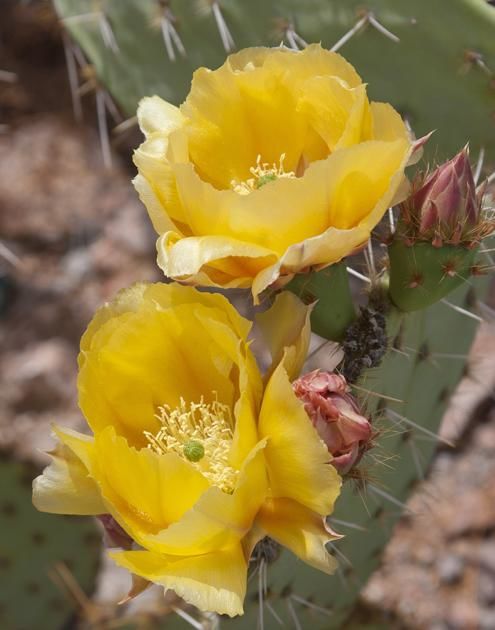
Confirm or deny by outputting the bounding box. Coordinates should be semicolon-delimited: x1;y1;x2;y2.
156;231;278;289
257;291;312;381
258;360;341;515
93;427;209;541
142;440;267;555
78;284;252;444
137;96;185;138
257;498;340;574
33;427;105;515
110;544;247;617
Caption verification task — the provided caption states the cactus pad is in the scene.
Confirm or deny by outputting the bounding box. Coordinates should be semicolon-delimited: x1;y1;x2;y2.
54;0;495;161
0;455;100;630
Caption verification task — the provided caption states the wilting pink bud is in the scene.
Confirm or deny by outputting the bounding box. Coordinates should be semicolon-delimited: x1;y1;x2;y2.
403;147;480;244
293;370;372;474
98;514;133;549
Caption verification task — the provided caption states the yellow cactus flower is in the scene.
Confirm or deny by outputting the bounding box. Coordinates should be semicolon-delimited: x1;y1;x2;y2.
33;284;341;617
133;44;413;301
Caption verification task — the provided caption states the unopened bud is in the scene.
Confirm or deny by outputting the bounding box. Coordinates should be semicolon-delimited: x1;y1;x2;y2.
293;370;372;474
399;147;487;245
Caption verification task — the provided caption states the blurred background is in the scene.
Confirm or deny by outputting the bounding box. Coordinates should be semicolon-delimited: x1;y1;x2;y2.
1;0;495;628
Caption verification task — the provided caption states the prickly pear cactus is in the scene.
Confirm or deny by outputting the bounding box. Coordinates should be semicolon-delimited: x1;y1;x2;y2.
229;277;491;629
54;0;495;160
0;454;101;630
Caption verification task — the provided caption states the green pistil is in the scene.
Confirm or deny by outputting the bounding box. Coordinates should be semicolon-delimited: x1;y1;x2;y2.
255;173;278;188
183;440;205;462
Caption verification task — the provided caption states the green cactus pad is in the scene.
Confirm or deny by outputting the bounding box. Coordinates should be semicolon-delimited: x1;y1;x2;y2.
287;263;356;341
388;240;478;311
54;0;495;161
0;455;100;630
224;275;490;629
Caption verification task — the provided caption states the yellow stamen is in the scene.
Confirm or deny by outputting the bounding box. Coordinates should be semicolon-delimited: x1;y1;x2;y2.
144;396;238;493
231;153;296;195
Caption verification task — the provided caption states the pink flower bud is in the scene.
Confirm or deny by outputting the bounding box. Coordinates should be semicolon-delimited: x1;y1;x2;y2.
401;147;482;244
293;370;372;474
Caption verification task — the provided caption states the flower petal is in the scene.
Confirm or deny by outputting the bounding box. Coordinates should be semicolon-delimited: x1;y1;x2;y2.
257;291;312;381
142;440;268;555
258;361;341;515
33;426;105;515
133;174;180;234
93;427;209;541
110;544;247;617
156;231;278;290
137;95;185;138
79;285;250;444
257;498;340;574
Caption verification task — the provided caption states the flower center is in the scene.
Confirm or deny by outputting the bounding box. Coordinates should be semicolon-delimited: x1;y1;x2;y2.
144;396;238;493
231;153;295;195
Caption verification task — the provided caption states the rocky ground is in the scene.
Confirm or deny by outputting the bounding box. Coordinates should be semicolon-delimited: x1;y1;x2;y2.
1;2;494;628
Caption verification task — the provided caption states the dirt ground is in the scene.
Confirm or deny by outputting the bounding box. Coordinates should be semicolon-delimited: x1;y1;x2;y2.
1;2;494;628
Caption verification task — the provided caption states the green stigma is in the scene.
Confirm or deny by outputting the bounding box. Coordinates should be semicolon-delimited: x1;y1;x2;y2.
183;440;205;462
255;173;278;188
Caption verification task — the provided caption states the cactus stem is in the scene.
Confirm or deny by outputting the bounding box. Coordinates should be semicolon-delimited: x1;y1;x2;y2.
386;408;455;447
346;266;371;284
441;298;482;322
171;605;204;629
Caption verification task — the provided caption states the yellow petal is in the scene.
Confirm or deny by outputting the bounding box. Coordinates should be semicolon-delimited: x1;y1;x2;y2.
93;427;209;541
33;426;105;515
370;101;411;143
142;440;267;555
157;231;278;289
298;77;369;151
133;133;187;228
79;285;251;444
258;361;341;515
110;544;247;617
256;498;339;574
257;291;312;381
133;174;180;234
137;95;185;138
